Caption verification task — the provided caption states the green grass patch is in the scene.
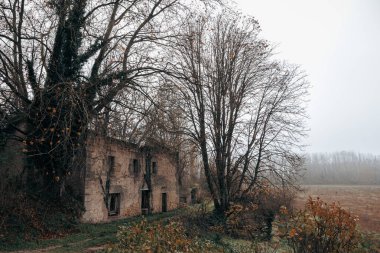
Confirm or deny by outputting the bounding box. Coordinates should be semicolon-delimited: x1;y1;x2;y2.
0;210;180;252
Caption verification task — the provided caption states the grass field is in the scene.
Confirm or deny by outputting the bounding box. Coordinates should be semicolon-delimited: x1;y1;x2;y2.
294;185;380;233
3;186;379;252
0;210;180;253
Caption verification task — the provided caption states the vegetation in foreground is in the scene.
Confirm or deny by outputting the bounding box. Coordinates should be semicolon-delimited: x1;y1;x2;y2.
0;190;83;245
108;195;379;253
1;192;379;253
0;210;179;252
278;197;360;253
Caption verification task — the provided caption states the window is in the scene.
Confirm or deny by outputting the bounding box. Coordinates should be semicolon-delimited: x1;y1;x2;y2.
133;159;139;174
180;196;187;204
107;156;115;175
152;161;158;175
108;193;120;216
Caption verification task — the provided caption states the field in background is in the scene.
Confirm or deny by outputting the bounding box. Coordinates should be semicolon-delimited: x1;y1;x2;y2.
294;185;380;233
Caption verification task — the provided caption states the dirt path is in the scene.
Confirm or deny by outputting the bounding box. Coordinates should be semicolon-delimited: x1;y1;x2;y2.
2;246;61;253
3;239;107;253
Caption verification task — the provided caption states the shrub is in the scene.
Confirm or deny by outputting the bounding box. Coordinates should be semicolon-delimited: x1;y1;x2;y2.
225;203;258;239
0;189;83;244
112;218;223;253
278;197;360;253
227;184;297;240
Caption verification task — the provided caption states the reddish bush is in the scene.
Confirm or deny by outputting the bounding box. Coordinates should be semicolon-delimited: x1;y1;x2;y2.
278;197;360;253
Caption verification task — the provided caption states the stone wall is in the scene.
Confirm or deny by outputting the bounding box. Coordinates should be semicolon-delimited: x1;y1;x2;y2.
81;136;179;223
0;137;25;179
0;123;28;188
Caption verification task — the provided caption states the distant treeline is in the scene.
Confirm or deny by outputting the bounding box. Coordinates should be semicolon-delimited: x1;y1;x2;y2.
301;152;380;185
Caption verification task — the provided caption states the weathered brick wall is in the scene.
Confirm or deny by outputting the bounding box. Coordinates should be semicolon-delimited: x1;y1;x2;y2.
150;154;179;212
81;136;179;223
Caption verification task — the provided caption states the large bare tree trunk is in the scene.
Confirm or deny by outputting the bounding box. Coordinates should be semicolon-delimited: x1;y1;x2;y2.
166;9;308;214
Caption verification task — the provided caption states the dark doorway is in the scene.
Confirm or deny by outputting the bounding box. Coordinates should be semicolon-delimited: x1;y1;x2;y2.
108;193;120;216
161;193;167;212
191;188;197;204
141;190;150;215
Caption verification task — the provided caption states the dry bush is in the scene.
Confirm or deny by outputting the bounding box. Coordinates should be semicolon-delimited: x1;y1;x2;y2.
0;183;82;243
178;199;225;237
226;185;297;240
112;218;223;253
278;197;360;253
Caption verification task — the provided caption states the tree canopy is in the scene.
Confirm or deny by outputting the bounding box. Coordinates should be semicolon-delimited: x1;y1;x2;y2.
0;1;308;213
163;9;308;212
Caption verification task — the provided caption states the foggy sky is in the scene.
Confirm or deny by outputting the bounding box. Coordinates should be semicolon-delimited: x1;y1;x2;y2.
233;0;380;155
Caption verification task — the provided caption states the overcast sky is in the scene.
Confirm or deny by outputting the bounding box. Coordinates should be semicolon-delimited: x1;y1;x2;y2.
233;0;380;155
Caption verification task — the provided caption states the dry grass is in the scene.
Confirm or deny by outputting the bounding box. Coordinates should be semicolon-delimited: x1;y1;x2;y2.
294;185;380;233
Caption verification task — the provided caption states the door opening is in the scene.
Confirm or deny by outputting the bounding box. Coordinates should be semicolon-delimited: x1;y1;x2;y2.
141;190;150;215
191;188;197;204
161;193;167;212
108;193;120;216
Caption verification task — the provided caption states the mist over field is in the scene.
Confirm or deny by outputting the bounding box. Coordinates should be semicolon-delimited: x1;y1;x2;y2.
302;152;380;185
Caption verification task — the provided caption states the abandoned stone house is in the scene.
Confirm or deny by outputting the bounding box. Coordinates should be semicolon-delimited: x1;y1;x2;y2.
1;126;199;223
80;135;181;222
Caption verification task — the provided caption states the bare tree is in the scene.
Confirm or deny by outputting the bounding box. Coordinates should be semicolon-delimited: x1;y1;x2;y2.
166;9;308;213
0;0;181;198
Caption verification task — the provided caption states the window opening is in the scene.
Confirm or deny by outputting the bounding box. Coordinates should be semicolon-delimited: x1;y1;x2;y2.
133;159;139;174
107;156;115;175
152;161;158;174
